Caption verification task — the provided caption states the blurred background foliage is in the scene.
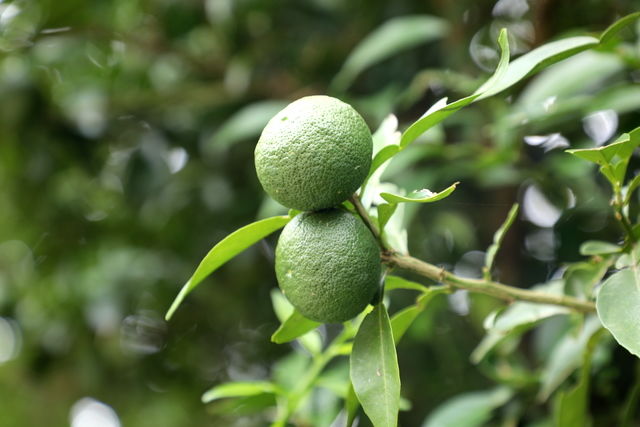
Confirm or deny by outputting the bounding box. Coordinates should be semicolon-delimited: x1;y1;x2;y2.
1;0;639;425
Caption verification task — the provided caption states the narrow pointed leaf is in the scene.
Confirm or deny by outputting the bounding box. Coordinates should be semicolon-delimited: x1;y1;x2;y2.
380;182;458;204
350;304;400;427
385;275;429;292
579;240;622;256
600;12;640;44
377;203;398;231
369;145;400;176
400;95;479;148
391;287;448;343
400;29;510;148
202;381;279;403
166;216;291;320
482;36;598;98
271;310;321;344
332;15;449;90
363;115;402;186
566;128;640;166
485;203;519;274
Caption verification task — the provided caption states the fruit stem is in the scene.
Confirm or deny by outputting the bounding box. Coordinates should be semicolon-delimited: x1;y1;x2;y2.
384;252;596;313
349;194;385;248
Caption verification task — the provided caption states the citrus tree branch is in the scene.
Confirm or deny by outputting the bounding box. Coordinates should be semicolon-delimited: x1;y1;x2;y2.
383;252;596;313
350;193;595;313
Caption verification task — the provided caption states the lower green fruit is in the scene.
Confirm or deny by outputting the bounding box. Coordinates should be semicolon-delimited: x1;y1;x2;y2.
275;209;381;323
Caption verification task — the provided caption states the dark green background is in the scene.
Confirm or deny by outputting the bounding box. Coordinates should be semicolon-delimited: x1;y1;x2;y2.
1;0;639;425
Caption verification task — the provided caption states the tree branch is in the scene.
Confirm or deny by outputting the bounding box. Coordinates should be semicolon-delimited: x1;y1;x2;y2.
384;252;596;313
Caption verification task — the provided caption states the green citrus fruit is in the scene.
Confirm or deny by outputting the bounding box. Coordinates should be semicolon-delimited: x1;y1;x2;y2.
275;209;381;323
255;95;373;211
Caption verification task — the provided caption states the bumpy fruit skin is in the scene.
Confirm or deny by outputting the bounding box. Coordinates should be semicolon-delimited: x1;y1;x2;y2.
275;209;381;323
255;95;373;211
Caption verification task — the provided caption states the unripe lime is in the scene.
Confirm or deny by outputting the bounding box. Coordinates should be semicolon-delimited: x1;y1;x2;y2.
255;96;372;211
275;209;381;323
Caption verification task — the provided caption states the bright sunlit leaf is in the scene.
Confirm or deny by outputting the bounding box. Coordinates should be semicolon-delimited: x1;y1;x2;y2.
202;381;280;403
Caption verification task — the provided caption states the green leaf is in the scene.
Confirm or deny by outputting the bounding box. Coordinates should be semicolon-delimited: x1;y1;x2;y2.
202;381;280;403
391;287;448;343
422;387;513;427
553;328;606;426
270;289;322;353
596;267;640;357
564;261;610;299
400;95;479;149
538;316;602;401
380;182;458;204
579;240;622;256
482;36;598;98
346;383;359;427
567;128;640;188
600;12;640;44
625;173;640;205
390;306;422;344
472;281;570;362
491;282;570;332
566;129;640;167
271;310;321;344
209;101;288;152
565;147;611;166
207;394;277;416
332;15;449;91
363;115;402;189
471;28;512;99
271;288;294;322
399;28;510;148
377;203;398;231
350;304;401;427
484;203;519;276
602;131;637;162
165;216;291;320
385;275;428;292
516;51;624;113
369;145;400;177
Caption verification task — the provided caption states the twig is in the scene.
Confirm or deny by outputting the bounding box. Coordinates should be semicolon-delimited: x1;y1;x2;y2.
384;252;596;313
349;194;383;245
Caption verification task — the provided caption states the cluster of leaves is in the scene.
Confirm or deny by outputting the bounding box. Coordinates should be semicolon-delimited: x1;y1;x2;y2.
168;13;640;427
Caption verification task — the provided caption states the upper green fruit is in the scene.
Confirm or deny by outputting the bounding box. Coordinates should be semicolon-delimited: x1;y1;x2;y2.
275;209;381;323
255;95;373;211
